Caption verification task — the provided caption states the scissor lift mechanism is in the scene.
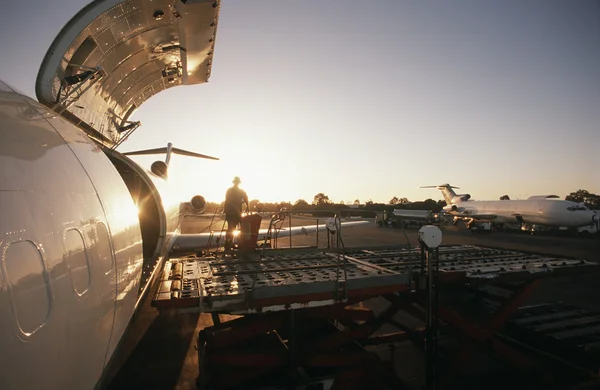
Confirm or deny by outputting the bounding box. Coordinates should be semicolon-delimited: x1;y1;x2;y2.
152;244;599;389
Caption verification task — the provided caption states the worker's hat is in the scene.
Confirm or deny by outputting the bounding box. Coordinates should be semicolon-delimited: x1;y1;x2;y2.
233;176;241;184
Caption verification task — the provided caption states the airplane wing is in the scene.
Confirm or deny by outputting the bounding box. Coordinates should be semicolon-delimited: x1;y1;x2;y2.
170;220;371;255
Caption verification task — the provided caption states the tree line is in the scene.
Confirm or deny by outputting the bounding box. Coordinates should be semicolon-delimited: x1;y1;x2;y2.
196;189;599;217
498;190;599;209
564;190;600;209
199;192;446;218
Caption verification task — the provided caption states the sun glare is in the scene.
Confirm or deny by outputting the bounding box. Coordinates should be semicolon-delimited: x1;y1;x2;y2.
167;152;283;204
109;197;140;231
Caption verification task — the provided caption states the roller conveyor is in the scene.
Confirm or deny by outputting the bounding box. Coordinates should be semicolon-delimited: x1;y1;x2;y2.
152;250;411;313
344;245;595;279
152;245;597;314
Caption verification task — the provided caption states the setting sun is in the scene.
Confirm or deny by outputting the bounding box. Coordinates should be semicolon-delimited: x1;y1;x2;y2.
147;152;284;204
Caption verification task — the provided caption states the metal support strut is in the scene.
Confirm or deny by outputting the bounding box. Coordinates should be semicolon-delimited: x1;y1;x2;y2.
52;64;103;114
418;225;443;390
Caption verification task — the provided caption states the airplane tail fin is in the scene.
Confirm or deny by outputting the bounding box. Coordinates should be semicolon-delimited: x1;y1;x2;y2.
123;142;219;161
421;183;460;204
123;142;219;179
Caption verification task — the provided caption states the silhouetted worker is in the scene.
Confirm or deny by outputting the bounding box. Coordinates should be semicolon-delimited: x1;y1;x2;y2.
224;176;249;250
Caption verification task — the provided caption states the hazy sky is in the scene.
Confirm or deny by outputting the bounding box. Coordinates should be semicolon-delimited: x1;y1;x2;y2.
0;0;599;204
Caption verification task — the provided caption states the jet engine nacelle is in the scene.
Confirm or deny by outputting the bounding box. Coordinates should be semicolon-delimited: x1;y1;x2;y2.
151;160;168;178
456;193;471;201
190;195;207;213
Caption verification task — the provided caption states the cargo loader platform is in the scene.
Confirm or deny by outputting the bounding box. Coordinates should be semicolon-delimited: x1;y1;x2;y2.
150;244;600;390
152;245;595;314
152;249;412;314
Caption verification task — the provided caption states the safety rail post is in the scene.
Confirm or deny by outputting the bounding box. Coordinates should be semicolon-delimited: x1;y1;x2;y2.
418;225;443;390
288;209;292;248
266;210;286;249
316;218;319;247
204;208;226;253
398;227;414;291
331;212;348;302
206;208;225;250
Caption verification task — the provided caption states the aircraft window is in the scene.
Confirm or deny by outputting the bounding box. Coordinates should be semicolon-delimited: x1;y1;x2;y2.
95;222;114;276
64;229;91;296
3;240;51;336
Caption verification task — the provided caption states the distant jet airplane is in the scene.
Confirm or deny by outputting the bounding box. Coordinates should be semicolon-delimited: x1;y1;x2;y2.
422;183;598;229
0;1;368;390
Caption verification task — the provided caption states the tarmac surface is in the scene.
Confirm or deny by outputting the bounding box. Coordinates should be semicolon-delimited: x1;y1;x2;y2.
106;218;600;390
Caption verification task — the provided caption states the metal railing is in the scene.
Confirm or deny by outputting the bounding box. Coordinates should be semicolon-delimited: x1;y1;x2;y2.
260;208;361;250
256;209;352;303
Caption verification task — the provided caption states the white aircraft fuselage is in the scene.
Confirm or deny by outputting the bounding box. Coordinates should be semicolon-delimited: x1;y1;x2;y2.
0;81;165;389
432;184;598;228
444;199;596;227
